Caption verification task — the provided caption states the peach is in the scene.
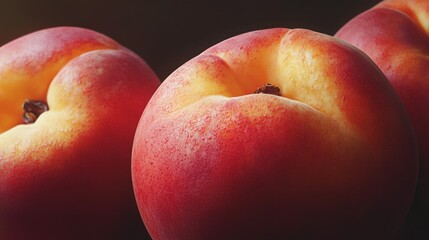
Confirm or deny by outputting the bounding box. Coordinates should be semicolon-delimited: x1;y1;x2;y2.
132;28;418;239
335;0;429;234
0;27;160;239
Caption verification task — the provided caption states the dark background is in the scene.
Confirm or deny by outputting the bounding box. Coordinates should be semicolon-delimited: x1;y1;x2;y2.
0;0;381;81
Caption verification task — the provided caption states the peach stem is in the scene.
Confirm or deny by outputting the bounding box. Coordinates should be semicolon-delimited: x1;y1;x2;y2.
254;83;281;96
22;99;49;124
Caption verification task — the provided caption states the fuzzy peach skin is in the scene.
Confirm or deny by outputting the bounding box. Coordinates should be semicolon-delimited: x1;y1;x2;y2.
132;28;418;239
0;27;160;239
335;0;429;229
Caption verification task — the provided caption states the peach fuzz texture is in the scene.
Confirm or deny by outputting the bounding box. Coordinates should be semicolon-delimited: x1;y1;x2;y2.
132;28;418;239
0;27;160;239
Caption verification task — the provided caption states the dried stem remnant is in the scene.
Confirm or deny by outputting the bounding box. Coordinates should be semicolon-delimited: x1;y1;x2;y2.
254;83;281;96
22;99;49;124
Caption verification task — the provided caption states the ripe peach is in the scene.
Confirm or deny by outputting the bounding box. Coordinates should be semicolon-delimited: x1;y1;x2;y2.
0;27;160;239
132;28;418;239
335;0;429;235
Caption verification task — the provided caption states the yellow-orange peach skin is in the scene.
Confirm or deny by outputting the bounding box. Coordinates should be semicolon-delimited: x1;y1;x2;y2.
335;0;429;231
0;27;160;239
131;28;419;239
